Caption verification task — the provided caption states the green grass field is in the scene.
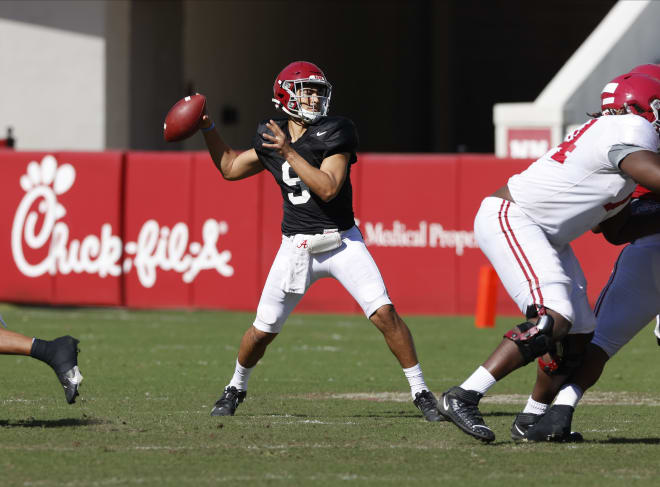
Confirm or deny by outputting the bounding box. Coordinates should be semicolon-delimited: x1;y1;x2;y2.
1;303;659;486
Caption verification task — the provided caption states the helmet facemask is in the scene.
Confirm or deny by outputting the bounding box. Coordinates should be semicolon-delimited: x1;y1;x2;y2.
648;98;660;131
277;78;332;124
624;98;660;132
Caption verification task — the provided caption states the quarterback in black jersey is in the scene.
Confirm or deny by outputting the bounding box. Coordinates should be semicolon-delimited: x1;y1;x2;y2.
199;61;441;421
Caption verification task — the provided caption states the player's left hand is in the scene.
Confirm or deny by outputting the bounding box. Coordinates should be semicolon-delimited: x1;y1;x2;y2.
262;120;291;154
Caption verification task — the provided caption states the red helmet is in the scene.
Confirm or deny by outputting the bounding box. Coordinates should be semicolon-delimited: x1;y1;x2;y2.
629;63;660;81
272;61;332;123
600;72;660;129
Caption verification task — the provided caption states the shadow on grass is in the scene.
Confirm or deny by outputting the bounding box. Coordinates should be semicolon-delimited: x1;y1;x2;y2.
592;437;660;445
0;417;108;428
482;411;514;418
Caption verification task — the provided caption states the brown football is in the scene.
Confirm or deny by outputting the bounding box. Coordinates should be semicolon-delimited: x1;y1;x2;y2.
163;94;206;142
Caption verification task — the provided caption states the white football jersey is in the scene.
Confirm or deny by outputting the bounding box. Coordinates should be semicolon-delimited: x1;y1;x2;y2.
508;114;658;246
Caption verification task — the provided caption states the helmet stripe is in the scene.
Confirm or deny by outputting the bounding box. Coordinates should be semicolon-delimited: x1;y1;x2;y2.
601;82;618;94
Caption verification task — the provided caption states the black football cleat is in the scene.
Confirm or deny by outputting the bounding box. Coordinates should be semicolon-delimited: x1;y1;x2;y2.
511;411;583;442
511;412;542;441
49;336;83;404
440;386;495;442
413;390;445;422
524;405;583;442
210;386;247;416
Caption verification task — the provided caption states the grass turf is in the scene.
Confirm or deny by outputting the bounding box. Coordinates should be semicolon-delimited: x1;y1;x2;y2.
1;304;659;486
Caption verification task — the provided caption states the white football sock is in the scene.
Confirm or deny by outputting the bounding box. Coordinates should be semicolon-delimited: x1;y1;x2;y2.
460;366;496;395
554;383;583;408
403;363;429;399
227;359;253;391
522;395;549;415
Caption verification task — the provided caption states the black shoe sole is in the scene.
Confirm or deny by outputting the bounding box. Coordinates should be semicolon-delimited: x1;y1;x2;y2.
440;394;495;443
210;408;235;417
522;431;584;443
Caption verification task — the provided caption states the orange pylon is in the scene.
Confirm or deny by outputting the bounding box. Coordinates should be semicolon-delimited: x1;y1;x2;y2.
475;265;498;328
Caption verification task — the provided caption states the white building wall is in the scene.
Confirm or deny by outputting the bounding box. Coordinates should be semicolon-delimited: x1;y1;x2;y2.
0;8;105;150
493;0;660;158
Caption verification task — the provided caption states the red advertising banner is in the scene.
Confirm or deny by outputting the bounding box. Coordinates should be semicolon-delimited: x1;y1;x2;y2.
357;154;460;314
0;152;123;305
189;153;262;310
51;152;123;306
0;152;57;303
0;151;625;317
122;152;196;308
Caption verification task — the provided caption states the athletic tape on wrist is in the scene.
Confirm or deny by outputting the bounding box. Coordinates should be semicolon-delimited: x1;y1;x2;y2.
201;121;215;132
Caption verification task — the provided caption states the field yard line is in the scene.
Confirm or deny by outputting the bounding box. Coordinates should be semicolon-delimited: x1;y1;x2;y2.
297;391;660;406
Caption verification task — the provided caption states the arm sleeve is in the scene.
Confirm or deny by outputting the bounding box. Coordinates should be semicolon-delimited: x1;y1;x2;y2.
607;144;651;167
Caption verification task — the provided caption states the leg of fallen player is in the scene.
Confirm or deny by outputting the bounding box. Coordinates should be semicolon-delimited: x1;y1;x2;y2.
0;327;83;404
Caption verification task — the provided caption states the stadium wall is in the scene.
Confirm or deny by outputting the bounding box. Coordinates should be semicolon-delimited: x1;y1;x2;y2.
0;151;621;316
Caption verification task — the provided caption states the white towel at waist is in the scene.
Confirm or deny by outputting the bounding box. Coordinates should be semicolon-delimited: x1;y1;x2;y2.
282;234;313;294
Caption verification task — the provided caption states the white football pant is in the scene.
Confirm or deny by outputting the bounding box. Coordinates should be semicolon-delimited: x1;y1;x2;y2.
474;197;596;334
253;225;392;333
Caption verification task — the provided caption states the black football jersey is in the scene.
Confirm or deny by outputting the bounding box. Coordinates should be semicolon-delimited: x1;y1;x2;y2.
253;116;358;236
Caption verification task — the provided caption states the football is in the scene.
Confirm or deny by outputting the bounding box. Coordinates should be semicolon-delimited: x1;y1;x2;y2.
163;94;206;142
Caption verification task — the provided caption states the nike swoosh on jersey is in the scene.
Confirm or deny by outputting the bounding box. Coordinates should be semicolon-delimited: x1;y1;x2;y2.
316;131;327;136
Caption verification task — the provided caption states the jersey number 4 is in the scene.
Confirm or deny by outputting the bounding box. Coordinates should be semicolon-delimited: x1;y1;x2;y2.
550;118;597;163
282;161;311;204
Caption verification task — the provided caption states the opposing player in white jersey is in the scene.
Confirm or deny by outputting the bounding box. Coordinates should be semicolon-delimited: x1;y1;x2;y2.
439;72;660;442
199;61;442;421
514;64;660;442
522;185;660;441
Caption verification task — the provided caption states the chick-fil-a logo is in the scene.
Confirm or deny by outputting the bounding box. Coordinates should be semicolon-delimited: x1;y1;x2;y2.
11;155;233;288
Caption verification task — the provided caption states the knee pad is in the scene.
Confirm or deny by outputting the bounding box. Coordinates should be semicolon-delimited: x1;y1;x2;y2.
538;333;589;376
504;313;555;364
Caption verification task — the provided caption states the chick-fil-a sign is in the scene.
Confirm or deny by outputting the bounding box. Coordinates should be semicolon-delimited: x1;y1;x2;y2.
11;155;234;288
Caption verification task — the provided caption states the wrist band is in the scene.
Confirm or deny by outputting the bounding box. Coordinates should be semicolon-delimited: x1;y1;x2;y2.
201;121;215;132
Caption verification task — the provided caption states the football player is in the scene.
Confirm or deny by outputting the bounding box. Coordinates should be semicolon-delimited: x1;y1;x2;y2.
438;71;660;442
520;185;660;441
512;64;660;442
199;61;442;421
0;325;82;404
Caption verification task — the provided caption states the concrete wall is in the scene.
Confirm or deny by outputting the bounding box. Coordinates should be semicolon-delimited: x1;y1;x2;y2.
105;0;131;150
494;0;660;157
1;0;616;153
0;0;105;150
561;1;660;127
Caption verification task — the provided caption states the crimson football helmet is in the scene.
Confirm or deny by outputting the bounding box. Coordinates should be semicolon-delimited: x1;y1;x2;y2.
629;63;660;81
272;61;332;123
600;72;660;130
